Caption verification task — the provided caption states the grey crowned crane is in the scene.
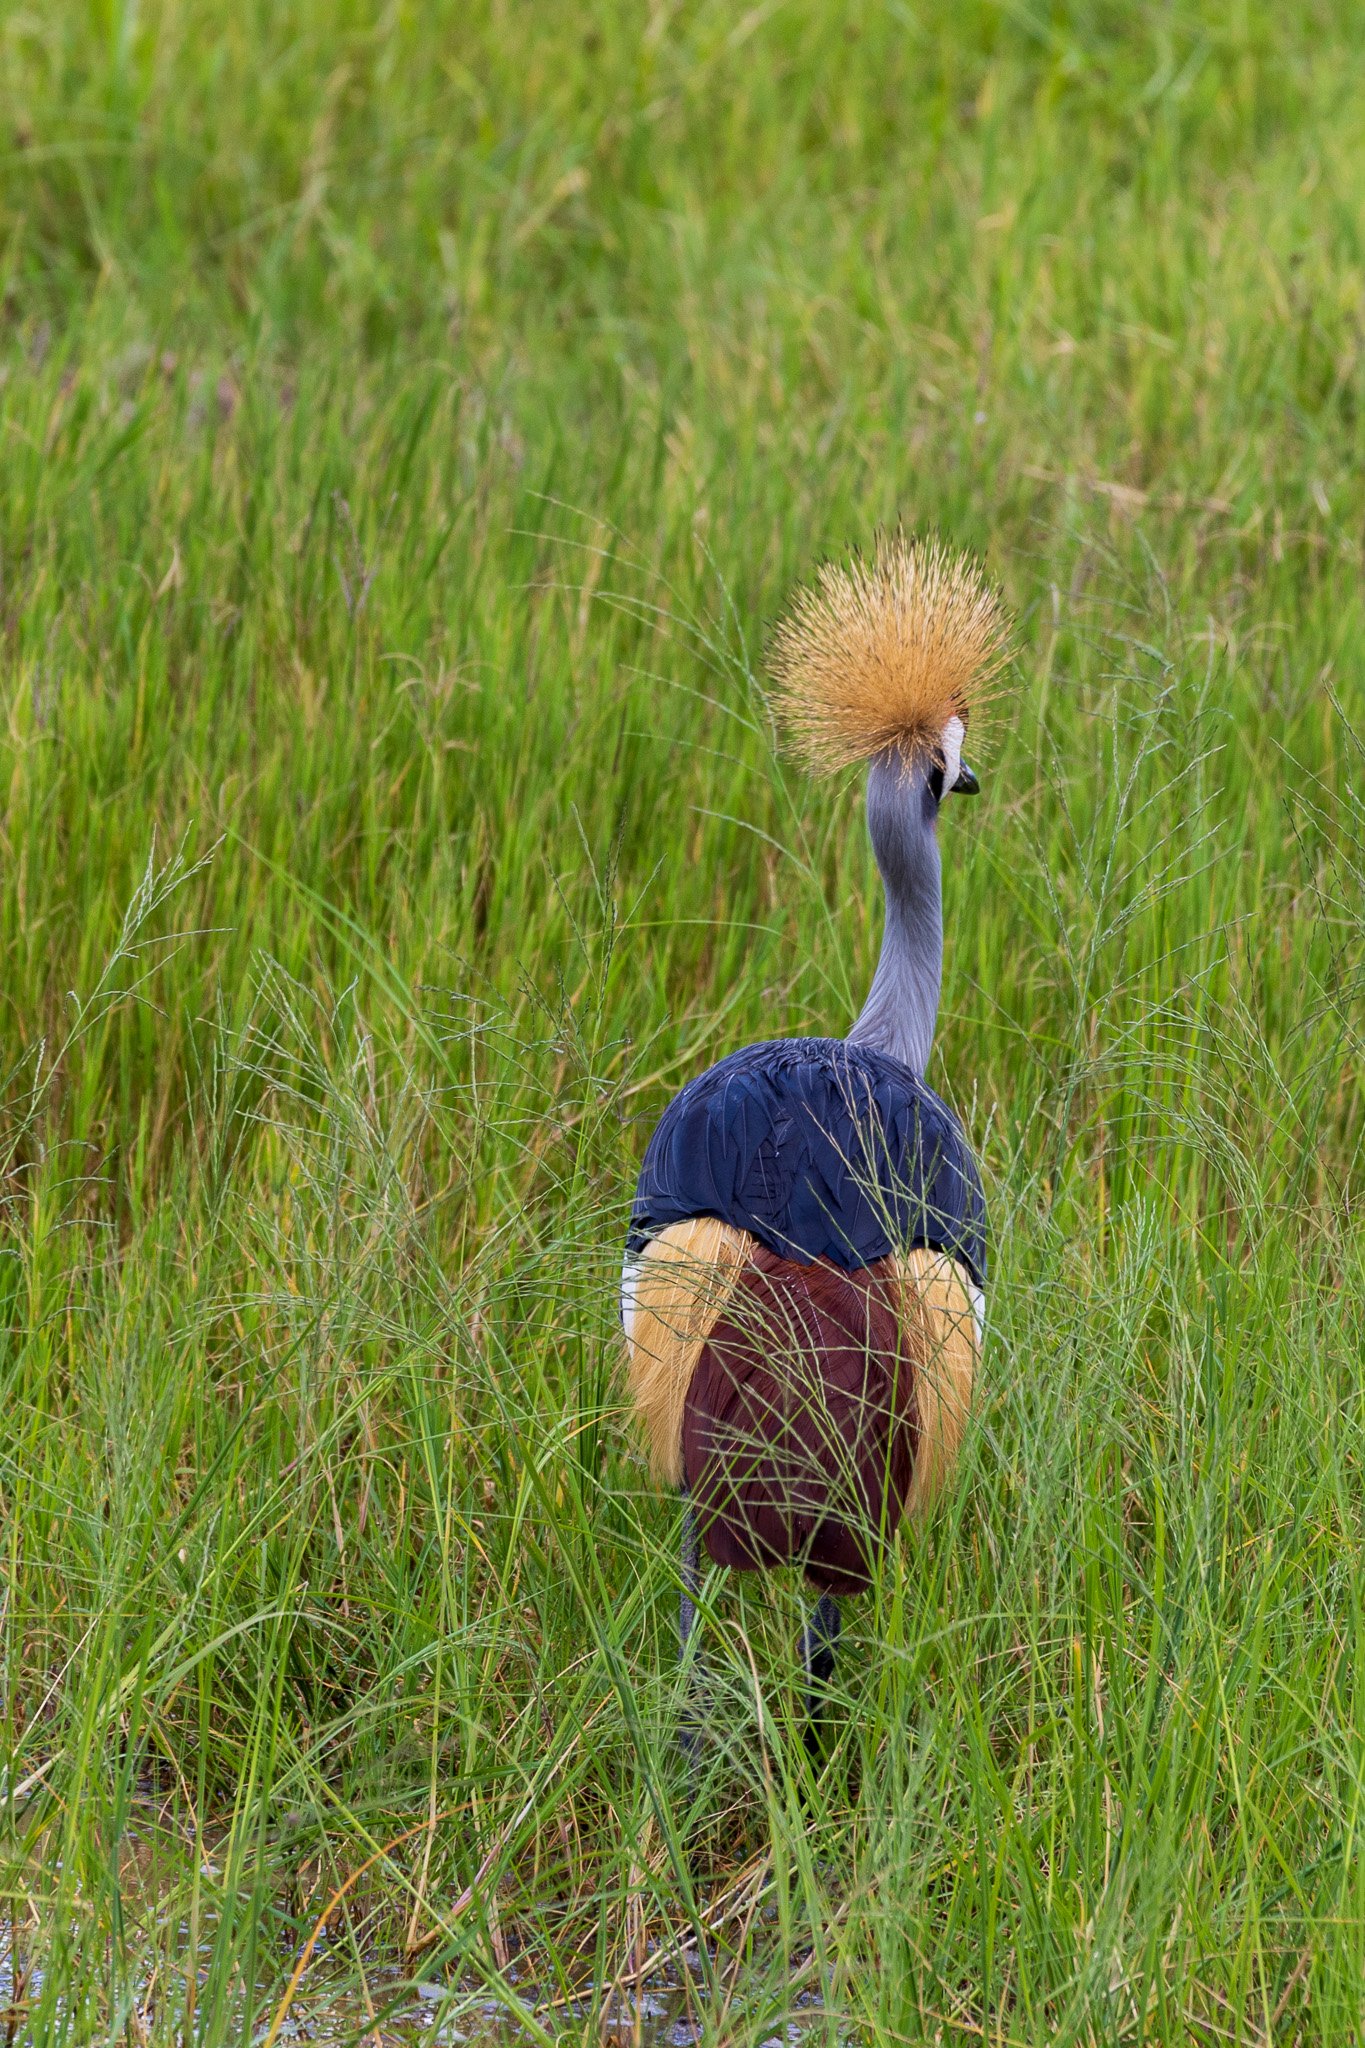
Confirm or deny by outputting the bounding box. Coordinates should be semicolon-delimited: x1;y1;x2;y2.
620;533;1007;1759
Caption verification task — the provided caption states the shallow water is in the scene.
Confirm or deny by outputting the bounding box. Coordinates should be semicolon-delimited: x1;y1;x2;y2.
264;1974;830;2047
3;1797;840;2045
255;1944;834;2047
1;1928;836;2047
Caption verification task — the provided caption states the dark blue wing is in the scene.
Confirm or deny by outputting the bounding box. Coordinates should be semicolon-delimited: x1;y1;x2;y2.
626;1038;986;1287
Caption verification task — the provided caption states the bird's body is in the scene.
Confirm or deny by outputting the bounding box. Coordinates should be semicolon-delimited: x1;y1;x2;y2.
623;1039;985;1588
618;533;1007;1752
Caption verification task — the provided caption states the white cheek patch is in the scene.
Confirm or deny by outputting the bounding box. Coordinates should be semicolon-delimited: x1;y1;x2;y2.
940;715;965;791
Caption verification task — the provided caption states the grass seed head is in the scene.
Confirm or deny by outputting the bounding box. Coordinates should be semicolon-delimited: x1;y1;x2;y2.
768;530;1011;773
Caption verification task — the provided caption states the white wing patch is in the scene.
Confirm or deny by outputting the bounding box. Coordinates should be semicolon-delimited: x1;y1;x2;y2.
619;1253;644;1346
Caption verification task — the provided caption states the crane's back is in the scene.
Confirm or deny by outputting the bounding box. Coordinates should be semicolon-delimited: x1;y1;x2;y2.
627;1038;986;1280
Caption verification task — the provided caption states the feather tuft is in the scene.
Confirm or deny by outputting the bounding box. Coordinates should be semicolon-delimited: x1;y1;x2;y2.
897;1247;979;1515
769;529;1010;772
623;1216;757;1485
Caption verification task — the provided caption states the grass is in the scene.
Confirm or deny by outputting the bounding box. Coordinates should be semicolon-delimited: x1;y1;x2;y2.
1;0;1365;2039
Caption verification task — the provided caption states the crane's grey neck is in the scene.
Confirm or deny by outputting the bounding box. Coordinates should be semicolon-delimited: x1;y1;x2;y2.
846;752;943;1076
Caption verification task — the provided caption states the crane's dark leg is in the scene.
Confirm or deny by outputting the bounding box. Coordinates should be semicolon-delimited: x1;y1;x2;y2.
679;1489;703;1779
799;1592;841;1763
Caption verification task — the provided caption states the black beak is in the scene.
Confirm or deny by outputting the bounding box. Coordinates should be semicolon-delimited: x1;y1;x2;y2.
952;760;981;796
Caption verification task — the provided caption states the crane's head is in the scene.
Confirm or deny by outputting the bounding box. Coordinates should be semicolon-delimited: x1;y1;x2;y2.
767;529;1007;811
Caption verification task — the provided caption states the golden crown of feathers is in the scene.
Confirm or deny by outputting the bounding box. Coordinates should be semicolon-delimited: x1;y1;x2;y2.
768;530;1010;772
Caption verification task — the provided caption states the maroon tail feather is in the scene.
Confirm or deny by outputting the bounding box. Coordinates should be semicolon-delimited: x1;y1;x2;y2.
680;1249;917;1597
